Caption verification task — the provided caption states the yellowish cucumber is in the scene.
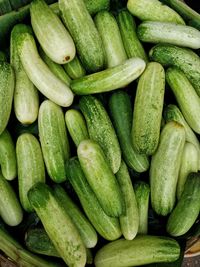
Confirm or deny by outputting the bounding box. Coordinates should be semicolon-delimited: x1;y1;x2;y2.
63;55;86;80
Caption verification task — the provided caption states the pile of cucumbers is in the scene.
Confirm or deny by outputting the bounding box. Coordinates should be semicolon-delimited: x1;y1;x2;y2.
0;0;200;266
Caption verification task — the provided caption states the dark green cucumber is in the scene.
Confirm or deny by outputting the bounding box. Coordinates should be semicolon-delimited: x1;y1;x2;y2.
85;0;110;15
80;95;121;173
0;51;6;61
0;0;12;15
63;55;86;80
109;90;149;172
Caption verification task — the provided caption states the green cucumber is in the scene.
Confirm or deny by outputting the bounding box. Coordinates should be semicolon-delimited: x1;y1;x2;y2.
116;160;139;240
0;130;17;181
38;100;70;183
0;51;6;61
94;235;180;267
138;21;200;49
109;90;149;172
134;181;150;234
167;172;200;236
80;95;121;173
67;157;122;240
150;121;185;216
17;32;74;107
0;0;12;15
117;10;148;62
149;44;200;97
95;11;127;68
65;109;89;147
85;0;110;15
0;172;23;226
71;57;146;95
127;0;185;24
28;183;87;267
132;62;165;155
0;62;14;135
16;133;46;212
59;0;105;73
78;140;124;217
166;67;200;134
63;55;86;80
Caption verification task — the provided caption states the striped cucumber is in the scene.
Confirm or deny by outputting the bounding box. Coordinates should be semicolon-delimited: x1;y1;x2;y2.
116;160;139;240
16;133;46;212
117;10;148;62
0;130;17;181
28;183;87;267
132;62;165;155
63;56;86;80
109;90;149;172
38;100;70;183
66;157;122;240
59;0;105;73
65;109;89;147
78;140;124;217
94;11;127;68
71;57;146;95
150;121;185;216
80;95;121;173
0;51;6;61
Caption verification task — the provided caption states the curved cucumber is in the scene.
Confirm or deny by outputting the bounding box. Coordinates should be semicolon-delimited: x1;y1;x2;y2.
150;121;185;216
71;57;146;95
63;55;86;80
38;100;70;183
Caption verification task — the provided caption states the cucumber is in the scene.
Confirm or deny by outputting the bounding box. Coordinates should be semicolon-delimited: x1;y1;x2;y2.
117;10;148;62
109;90;149;172
17;32;74;107
65;109;89;147
54;185;98;248
137;21;200;49
116;160;139;240
0;130;17;181
134;181;150;234
166;67;200;134
59;0;105;73
132;62;165;155
127;0;185;24
94;235;180;267
16;133;46;212
0;172;23;226
167;172;200;237
67;157;122;240
95;11;127;68
85;0;110;15
0;0;12;15
28;183;87;267
71;57;146;95
149;44;200;97
11;24;39;125
38;100;70;183
9;0;32;10
63;56;86;80
80;95;121;173
78;140;124;217
0;51;6;61
0;62;14;135
150;121;185;216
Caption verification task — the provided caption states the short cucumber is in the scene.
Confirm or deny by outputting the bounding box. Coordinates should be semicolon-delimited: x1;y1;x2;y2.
95;11;127;68
150;121;185;216
63;55;86;80
71;57;146;95
28;183;87;267
109;90;149;172
132;62;165;155
0;129;17;181
79;95;121;174
38;100;70;183
65;109;89;147
0;51;6;61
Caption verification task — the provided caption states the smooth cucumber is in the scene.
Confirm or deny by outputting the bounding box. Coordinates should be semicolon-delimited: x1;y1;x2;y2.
63;55;86;80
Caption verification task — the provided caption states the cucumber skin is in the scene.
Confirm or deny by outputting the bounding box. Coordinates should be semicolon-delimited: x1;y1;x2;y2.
0;51;6;61
63;55;86;80
150;121;185;216
108;90;149;172
85;0;110;15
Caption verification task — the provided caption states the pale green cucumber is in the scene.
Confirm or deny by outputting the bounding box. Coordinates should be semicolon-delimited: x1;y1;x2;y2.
0;51;6;61
79;95;121;173
116;160;139;240
16;133;46;212
38;100;70;183
95;11;127;68
127;0;185;24
63;55;86;80
0;129;17;181
65;109;89;147
71;57;146;95
150;121;185;216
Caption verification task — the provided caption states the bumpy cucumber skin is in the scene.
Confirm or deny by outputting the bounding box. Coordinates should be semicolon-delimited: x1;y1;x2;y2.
63;55;86;80
132;62;165;155
85;0;110;15
150;121;185;216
